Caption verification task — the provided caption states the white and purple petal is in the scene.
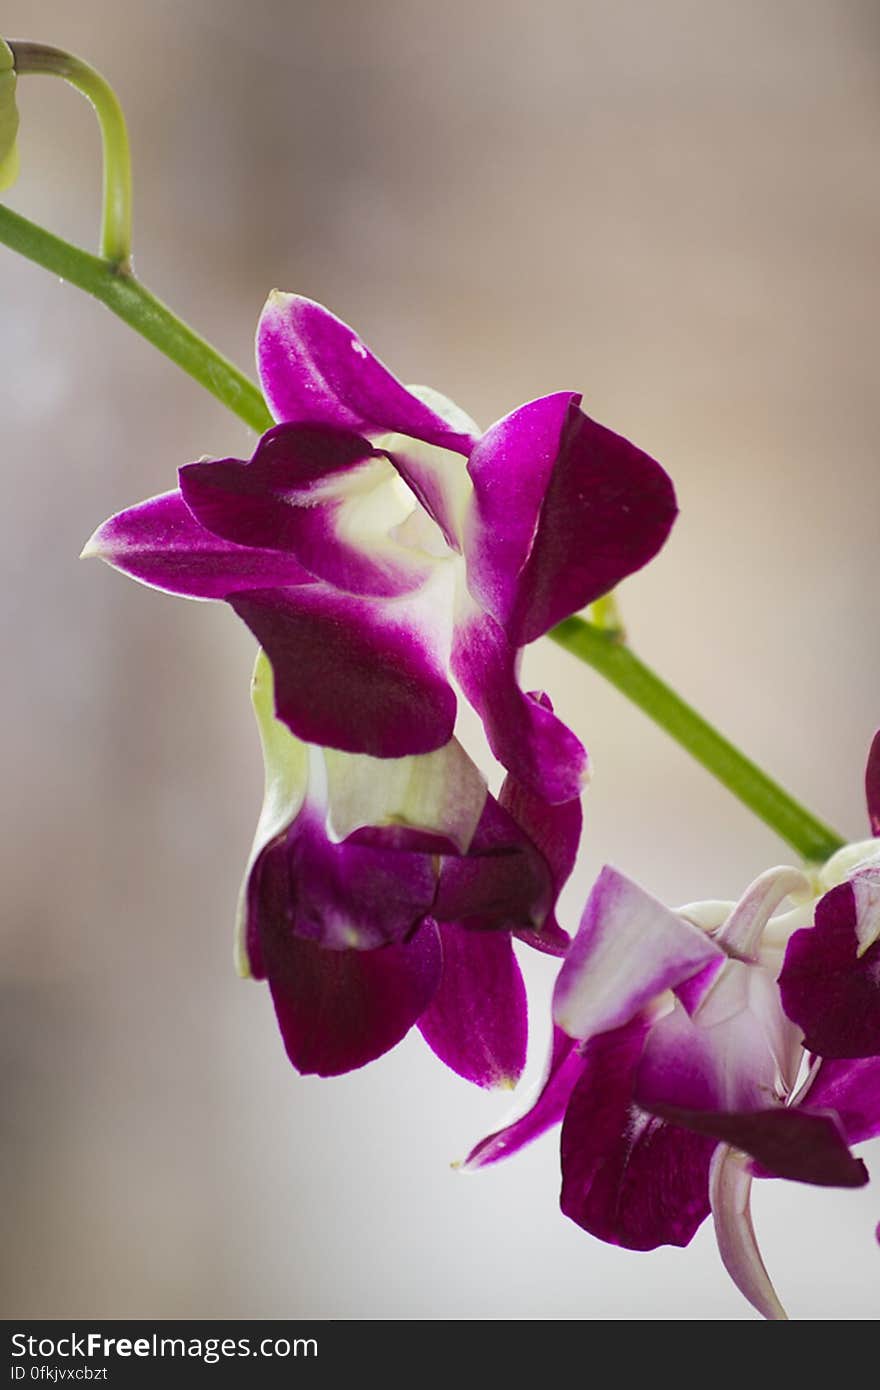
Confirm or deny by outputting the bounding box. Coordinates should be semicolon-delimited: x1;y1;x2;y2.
553;867;724;1042
709;1146;787;1321
180;425;435;598
230;577;456;757
433;793;552;932
82;490;314;600
257;293;477;453
418;922;527;1088
452;606;588;804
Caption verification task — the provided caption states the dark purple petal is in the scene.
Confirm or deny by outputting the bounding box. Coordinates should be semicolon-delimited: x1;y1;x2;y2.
82;490;314;599
779;875;880;1059
451;608;588;804
647;1103;867;1188
433;793;552;931
259;894;442;1077
553;867;723;1042
866;730;880;835
418;922;527;1088
266;807;438;950
560;1017;715;1250
257;293;476;453
499;749;581;954
464;1027;585;1168
803;1056;880;1146
229;584;456;757
466;395;677;645
180;426;431;598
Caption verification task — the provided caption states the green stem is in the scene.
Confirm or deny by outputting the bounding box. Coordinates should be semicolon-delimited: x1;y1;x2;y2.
0;201;272;431
10;40;133;269
550;616;846;862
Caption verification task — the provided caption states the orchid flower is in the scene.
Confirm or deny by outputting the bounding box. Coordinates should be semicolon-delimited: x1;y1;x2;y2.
84;294;677;805
238;651;580;1081
466;833;880;1319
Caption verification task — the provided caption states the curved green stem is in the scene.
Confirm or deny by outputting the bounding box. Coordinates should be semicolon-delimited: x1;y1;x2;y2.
0;201;272;431
550;616;846;862
9;39;132;268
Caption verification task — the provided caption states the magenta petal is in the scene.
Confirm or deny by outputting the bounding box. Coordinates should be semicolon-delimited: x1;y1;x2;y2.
466;395;677;645
647;1104;867;1188
500;756;581;954
264;809;438;951
803;1056;880;1146
560;1017;715;1250
452;609;588;804
418;922;527;1088
553;867;723;1042
866;730;880;835
779;877;880;1059
433;794;552;931
229;585;456;756
257;294;476;452
465;392;575;630
464;1027;585;1168
260;913;442;1077
82;490;314;599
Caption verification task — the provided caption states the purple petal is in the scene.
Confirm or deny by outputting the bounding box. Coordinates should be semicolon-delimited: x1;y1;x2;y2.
433;793;552;932
803;1056;880;1146
260;807;438;951
635;962;801;1116
258;905;442;1077
229;583;456;757
256;293;476;453
82;490;313;599
180;426;432;598
650;1102;867;1188
452;608;588;804
866;730;880;836
553;867;723;1042
779;875;880;1059
560;1017;715;1250
499;753;581;954
464;1027;585;1168
466;394;677;645
418;922;527;1088
710;1146;787;1321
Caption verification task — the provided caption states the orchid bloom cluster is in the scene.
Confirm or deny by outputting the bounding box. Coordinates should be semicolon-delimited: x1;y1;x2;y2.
86;293;672;1081
5;34;878;1325
467;734;880;1319
82;294;877;1321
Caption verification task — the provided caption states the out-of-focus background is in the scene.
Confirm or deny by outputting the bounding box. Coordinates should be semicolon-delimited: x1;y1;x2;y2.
2;0;879;1321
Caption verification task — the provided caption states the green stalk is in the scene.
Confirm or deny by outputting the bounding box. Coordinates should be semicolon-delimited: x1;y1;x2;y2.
550;616;845;862
10;40;133;268
0;202;272;431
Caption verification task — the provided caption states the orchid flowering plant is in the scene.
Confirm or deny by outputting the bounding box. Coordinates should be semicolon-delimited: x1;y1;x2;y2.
2;37;877;1321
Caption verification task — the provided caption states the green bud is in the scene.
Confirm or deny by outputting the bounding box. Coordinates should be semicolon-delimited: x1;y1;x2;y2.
0;39;20;191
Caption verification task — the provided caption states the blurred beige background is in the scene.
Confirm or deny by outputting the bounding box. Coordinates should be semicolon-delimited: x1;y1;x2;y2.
2;0;879;1320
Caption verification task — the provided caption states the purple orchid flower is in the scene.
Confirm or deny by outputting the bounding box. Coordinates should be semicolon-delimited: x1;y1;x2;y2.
237;651;580;1081
466;854;880;1320
83;294;677;804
